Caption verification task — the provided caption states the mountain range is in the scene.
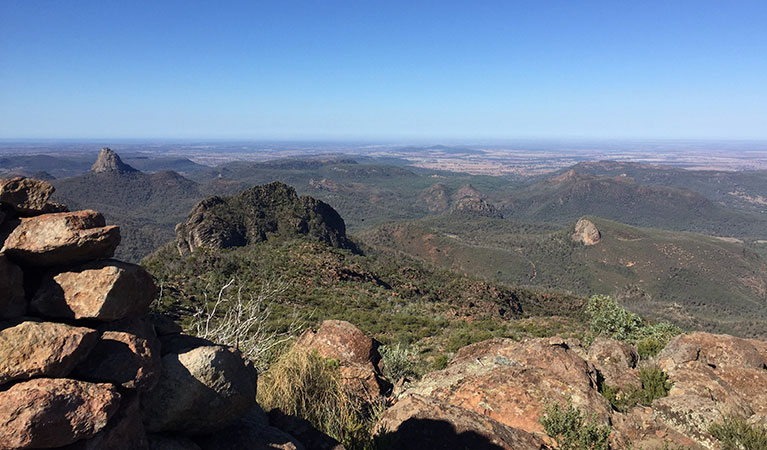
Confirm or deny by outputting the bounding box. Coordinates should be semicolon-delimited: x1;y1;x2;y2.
5;148;766;337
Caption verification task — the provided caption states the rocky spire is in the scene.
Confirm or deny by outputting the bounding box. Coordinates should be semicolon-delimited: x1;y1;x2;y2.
91;148;138;174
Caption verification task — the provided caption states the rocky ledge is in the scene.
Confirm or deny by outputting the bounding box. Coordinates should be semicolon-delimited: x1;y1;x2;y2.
0;177;303;450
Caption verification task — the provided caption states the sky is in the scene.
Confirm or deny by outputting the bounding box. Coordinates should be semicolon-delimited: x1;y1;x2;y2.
1;1;766;141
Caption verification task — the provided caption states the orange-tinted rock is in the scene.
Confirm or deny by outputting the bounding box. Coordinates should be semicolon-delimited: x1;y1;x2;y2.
297;320;390;400
0;378;120;448
0;177;54;215
297;320;379;365
0;254;25;318
646;332;767;445
0;320;97;385
610;407;704;450
588;337;640;387
31;259;157;321
658;332;766;370
60;391;148;450
376;394;549;450
74;318;161;391
572;218;601;245
409;337;611;435
2;210;120;266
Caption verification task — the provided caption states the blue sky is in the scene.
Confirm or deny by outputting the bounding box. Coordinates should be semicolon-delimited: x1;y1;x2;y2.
1;1;765;140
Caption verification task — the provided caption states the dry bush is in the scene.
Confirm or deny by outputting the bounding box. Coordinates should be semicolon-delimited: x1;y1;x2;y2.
189;278;302;371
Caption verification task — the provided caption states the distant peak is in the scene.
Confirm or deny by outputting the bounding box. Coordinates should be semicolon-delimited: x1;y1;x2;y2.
91;147;138;174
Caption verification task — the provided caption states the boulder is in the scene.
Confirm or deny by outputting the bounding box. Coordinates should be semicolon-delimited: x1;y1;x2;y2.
0;320;97;385
74;318;161;391
658;332;766;371
639;332;767;445
588;337;640;387
148;435;202;450
2;210;120;266
407;337;611;435
572;218;601;245
297;320;379;366
375;394;549;450
31;259;157;321
297;320;390;400
0;378;120;448
60;391;148;450
141;344;257;435
0;176;54;215
0;254;26;318
195;406;305;450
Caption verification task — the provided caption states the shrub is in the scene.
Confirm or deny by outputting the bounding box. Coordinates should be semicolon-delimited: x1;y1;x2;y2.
257;346;380;449
379;343;419;382
432;353;450;370
540;401;610;450
710;416;767;450
635;322;682;359
635;366;672;405
586;294;643;342
585;295;682;357
600;366;672;412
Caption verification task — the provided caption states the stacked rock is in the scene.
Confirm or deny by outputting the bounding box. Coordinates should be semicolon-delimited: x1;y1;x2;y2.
0;177;298;450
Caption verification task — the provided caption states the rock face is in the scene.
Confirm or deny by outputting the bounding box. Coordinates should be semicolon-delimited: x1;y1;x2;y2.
31;259;157;321
0;320;97;385
91;147;139;174
2;210;120;266
297;319;390;400
0;177;55;215
175;182;353;255
646;332;767;446
407;337;611;435
571;217;601;245
393;332;767;450
141;344;257;435
376;394;549;450
0;378;121;448
0;254;26;318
